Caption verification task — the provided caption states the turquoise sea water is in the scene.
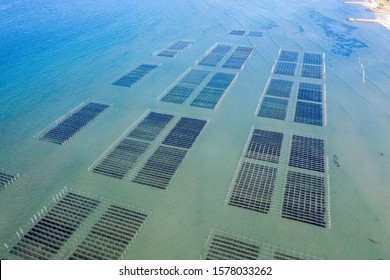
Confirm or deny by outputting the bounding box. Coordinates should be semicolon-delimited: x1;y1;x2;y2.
0;0;389;259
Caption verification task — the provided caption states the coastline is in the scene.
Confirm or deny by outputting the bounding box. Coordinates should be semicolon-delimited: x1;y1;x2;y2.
345;0;390;29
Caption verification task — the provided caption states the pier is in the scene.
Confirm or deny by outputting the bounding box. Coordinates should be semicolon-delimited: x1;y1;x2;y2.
344;1;376;7
347;17;384;24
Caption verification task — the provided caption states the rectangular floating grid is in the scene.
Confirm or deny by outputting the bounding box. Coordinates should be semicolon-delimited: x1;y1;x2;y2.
301;64;322;79
157;50;179;58
90;112;206;189
205;233;260;260
232;47;254;58
180;70;210;86
198;44;232;67
8;192;100;260
298;82;323;103
258;51;326;125
91;112;174;179
228;161;277;214
162;117;207;149
190;87;226;109
157;41;191;58
303;53;323;65
258;97;289;120
113;64;158;87
206;72;237;90
91;139;150;179
294;101;323;126
282;171;327;228
248;31;264;37
278;50;299;62
274;61;296;76
273;252;304;260
266;79;293;98
131;116;207;189
198;54;224;67
203;230;319;260
230;30;246;36
289;135;325;172
258;242;319;260
127;112;174;142
69;205;148;260
39;102;110;145
167;41;192;51
222;57;247;70
245;129;284;163
211;44;233;55
222;46;253;70
161;84;196;104
0;170;18;189
132;146;188;189
161;70;210;104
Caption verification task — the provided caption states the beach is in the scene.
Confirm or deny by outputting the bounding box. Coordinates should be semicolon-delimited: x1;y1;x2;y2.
345;0;390;28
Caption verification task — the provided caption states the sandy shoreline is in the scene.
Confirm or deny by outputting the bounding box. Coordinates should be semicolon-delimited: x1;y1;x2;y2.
345;0;390;29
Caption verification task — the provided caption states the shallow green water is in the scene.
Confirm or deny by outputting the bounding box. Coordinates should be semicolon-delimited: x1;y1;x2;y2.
0;0;389;259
